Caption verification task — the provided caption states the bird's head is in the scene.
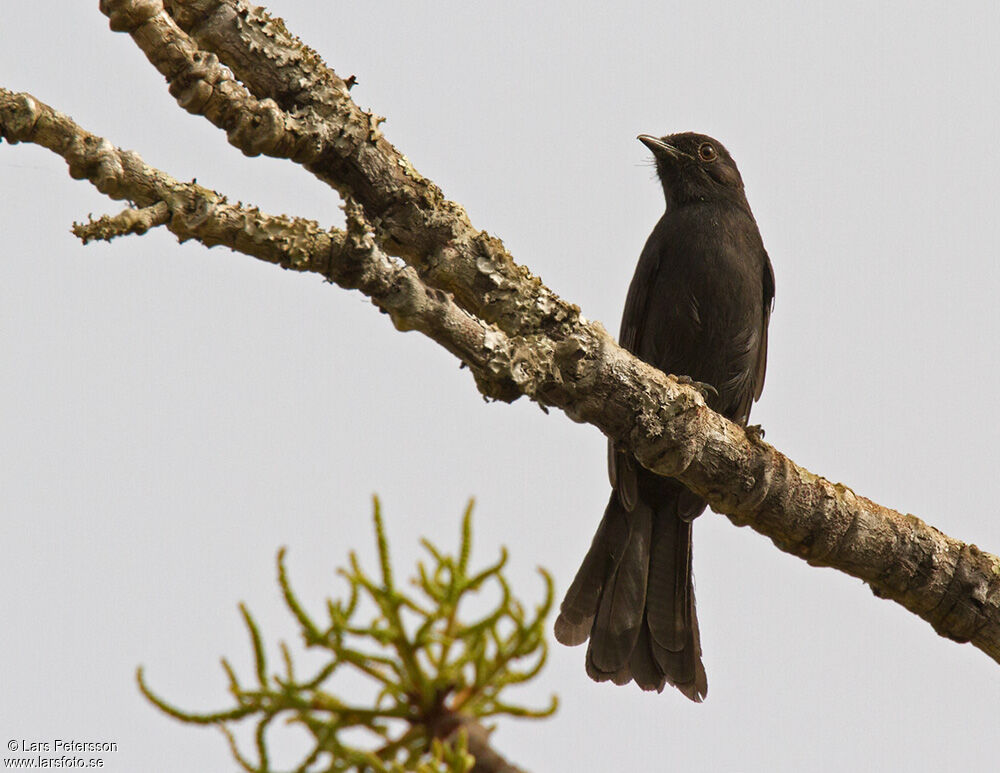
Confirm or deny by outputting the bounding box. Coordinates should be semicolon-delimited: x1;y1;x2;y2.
638;132;746;210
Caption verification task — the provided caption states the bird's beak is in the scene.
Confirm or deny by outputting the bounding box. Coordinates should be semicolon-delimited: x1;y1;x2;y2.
637;134;683;158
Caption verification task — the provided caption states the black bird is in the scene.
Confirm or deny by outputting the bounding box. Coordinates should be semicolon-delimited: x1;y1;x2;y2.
554;132;774;701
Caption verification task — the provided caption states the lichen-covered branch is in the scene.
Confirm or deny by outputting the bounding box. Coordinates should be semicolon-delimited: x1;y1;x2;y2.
74;201;170;242
98;0;579;341
0;89;523;400
2;0;1000;685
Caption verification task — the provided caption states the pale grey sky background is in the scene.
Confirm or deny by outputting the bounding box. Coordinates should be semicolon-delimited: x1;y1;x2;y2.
3;2;1000;771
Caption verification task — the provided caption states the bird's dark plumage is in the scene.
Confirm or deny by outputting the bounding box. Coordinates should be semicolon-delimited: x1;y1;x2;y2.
555;132;774;701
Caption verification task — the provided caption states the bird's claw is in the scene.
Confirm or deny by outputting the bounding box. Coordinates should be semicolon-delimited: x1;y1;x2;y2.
672;374;719;402
745;424;766;442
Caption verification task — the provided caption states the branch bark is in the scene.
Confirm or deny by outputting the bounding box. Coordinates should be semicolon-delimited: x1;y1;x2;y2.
3;0;999;716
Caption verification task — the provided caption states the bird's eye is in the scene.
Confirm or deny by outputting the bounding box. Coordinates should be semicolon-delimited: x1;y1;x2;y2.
698;143;717;162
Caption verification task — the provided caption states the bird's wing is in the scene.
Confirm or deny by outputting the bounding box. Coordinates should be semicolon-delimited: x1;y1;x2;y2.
609;221;669;509
619;222;666;356
715;248;773;426
753;251;776;401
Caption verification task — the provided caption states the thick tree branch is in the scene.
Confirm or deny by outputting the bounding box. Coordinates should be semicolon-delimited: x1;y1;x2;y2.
3;0;1000;691
98;0;580;343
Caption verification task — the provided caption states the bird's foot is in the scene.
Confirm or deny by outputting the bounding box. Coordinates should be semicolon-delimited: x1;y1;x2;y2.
745;424;766;443
672;374;719;402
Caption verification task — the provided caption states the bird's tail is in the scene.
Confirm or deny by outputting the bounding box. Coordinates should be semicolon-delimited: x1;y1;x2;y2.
554;490;707;702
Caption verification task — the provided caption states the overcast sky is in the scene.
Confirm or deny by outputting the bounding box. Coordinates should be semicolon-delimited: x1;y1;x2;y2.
3;2;1000;771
